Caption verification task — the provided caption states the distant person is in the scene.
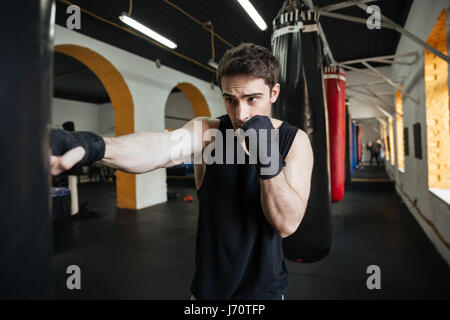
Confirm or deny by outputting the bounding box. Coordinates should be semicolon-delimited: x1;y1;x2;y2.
375;139;383;167
366;141;380;167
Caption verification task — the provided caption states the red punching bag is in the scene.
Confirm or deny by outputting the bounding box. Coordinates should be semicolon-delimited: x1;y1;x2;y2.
324;67;346;202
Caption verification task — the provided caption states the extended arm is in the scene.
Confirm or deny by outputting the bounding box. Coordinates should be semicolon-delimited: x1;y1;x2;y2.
101;117;218;173
50;117;218;176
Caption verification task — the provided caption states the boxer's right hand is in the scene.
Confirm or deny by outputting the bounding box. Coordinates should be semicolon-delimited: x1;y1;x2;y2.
49;129;105;176
50;146;85;176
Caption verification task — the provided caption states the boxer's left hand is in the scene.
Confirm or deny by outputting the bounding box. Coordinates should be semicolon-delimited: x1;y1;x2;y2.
239;115;285;179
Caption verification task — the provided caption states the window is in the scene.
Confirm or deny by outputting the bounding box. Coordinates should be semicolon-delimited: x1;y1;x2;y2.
425;10;449;190
395;90;405;171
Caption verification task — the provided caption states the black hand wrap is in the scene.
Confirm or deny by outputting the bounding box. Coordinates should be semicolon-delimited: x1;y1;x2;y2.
240;115;285;180
50;129;106;166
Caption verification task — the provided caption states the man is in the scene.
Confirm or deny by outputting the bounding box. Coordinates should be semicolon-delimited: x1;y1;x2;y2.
366;141;374;167
50;43;314;300
375;138;383;167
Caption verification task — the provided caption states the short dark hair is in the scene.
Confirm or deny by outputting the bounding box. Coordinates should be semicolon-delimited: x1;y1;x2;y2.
216;43;280;90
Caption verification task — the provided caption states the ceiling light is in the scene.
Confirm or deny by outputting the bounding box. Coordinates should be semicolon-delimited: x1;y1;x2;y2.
207;59;219;69
119;13;177;49
235;0;267;31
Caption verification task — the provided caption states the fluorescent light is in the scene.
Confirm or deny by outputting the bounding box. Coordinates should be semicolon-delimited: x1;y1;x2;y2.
235;0;267;31
119;13;177;49
207;59;218;69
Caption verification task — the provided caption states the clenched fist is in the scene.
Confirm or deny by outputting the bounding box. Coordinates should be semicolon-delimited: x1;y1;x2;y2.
49;129;105;176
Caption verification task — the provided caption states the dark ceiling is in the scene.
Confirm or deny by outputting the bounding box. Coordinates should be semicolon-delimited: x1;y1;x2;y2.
53;0;412;103
54;52;110;103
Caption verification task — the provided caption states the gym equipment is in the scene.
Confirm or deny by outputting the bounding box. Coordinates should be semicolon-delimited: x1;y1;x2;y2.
357;126;362;164
271;0;332;263
52;187;71;222
324;67;346;202
0;0;53;299
351;122;358;173
345;103;351;189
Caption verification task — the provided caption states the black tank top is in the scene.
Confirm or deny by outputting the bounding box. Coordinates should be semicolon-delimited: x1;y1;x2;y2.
191;114;298;300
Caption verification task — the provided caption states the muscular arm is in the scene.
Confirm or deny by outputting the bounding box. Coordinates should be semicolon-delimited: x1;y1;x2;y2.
100;117;218;174
260;130;313;238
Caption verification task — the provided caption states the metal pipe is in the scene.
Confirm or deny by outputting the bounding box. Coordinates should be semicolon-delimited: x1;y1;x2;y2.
355;1;450;64
339;51;418;65
362;61;419;104
318;10;393;30
317;0;377;13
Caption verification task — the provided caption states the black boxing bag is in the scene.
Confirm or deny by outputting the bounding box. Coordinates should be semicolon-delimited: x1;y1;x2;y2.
271;0;332;263
345;103;351;189
351;122;357;174
0;0;53;298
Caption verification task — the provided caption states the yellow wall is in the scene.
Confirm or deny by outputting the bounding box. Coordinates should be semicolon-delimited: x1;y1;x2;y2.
380;120;388;162
55;44;137;209
395;90;405;171
176;82;212;117
425;10;450;189
388;117;395;165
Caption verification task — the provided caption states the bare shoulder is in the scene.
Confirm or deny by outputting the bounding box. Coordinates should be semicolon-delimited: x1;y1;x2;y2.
192;116;220;131
182;116;220;130
283;129;313;199
270;118;284;129
285;129;313;163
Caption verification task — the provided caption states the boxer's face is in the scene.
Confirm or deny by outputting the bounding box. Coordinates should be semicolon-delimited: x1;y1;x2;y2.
221;74;280;129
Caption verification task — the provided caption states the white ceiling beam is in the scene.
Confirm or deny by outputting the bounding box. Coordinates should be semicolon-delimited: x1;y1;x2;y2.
374;104;393;118
376;117;386;124
347;87;375;98
317;0;378;13
347;79;403;88
369;58;413;65
339;64;381;78
361;61;419;104
348;87;395;97
365;87;390;108
339;51;418;65
355;1;450;64
318;10;394;30
372;91;395;96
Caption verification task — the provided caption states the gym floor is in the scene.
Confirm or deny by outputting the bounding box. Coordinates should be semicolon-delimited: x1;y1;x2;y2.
52;167;450;300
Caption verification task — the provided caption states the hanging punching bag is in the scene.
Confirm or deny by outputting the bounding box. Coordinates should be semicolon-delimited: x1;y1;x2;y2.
0;0;53;298
344;102;351;189
272;0;332;263
357;126;362;164
351;122;357;173
324;67;346;202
